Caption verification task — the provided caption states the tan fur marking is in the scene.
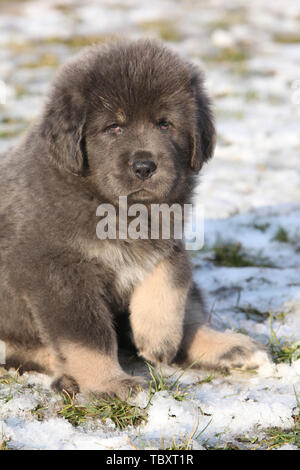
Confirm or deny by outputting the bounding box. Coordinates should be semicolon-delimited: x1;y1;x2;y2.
57;342;142;397
179;324;269;371
6;343;58;373
33;347;58;372
130;260;188;364
75;237;161;295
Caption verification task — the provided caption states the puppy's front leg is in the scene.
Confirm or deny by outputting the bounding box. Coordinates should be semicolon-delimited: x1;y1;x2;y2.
175;285;270;372
23;261;143;399
129;253;191;365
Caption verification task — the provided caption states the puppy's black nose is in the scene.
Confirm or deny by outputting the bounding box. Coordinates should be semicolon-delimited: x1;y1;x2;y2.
131;160;157;180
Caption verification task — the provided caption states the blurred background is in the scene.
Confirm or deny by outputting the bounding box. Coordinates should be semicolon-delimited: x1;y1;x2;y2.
0;0;299;218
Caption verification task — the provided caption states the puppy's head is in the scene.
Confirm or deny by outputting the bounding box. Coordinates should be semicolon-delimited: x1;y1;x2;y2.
40;39;215;204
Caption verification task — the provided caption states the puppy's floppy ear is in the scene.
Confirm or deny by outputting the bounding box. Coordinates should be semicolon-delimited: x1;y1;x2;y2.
40;90;87;175
189;66;216;172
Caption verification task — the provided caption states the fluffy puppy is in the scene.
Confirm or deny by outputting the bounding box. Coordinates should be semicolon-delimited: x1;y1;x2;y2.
0;40;268;398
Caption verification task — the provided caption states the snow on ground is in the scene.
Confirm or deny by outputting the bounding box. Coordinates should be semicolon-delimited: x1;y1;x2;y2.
0;0;299;450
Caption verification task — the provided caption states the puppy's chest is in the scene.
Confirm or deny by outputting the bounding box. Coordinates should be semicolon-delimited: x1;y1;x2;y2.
80;239;164;294
111;250;159;295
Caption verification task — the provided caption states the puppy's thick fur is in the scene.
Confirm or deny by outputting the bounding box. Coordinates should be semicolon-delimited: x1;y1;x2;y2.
0;40;268;398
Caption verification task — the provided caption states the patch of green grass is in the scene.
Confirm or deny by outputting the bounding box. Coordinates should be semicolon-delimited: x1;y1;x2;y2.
0;117;30;139
54;3;76;15
0;369;23;406
147;364;193;402
216;108;245;120
0;435;11;451
139;20;183;42
0;368;21;385
207;9;247;31
211;242;274;268
0;128;25;138
0;392;13;404
220;48;249;62
147;358;205;402
293;386;300;425
208;442;241;450
269;314;300;364
233;426;299;449
259;426;299;449
58;391;147;430
43;34;114;49
14;83;29;98
235;306;270;321
274;33;300;44
253;222;270;232
234;91;283;106
272;311;287;322
271;341;300;365
205;46;249;64
7;34;113;53
58;394;88;427
198;374;214;384
1;117;27;125
272;227;289;243
244;90;260;102
160;430;199;450
30;404;48;421
21;53;60;69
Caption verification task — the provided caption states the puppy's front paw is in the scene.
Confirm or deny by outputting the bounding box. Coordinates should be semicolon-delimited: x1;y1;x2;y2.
136;335;179;365
51;373;145;400
179;325;271;373
216;333;271;372
51;374;80;395
94;375;146;401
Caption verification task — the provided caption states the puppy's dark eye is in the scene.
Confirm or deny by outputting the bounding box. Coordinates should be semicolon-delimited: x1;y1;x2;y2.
104;123;123;134
157;120;171;131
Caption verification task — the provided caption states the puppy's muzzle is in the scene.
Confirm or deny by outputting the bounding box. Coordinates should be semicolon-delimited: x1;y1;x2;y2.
131;160;157;181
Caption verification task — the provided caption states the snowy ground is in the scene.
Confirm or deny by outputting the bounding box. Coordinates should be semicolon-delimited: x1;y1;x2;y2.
0;0;299;450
